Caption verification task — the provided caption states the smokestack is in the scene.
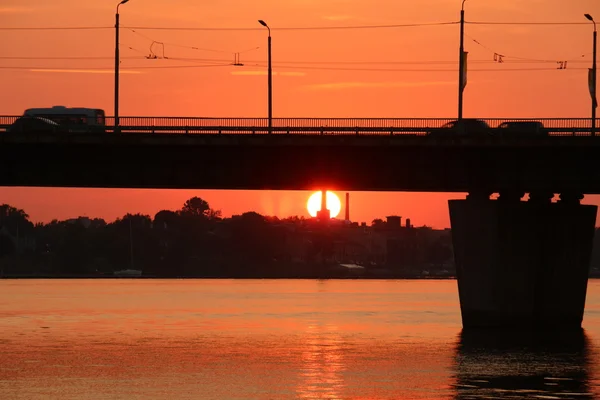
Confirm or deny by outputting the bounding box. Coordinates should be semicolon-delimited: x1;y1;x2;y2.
317;189;330;220
345;192;350;221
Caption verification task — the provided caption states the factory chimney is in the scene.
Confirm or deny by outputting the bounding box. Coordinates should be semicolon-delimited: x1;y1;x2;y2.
345;192;350;221
317;189;330;220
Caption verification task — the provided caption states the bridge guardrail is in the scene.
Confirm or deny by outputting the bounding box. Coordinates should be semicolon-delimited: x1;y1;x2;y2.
0;116;595;136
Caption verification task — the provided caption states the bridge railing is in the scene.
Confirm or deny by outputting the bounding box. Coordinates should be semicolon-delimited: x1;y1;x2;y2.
110;117;594;130
0;116;594;135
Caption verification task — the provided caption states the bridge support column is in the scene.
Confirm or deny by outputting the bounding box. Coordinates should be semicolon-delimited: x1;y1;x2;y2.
449;192;596;329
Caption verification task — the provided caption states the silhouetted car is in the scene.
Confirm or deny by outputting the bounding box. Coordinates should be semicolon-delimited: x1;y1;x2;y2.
497;121;546;137
7;116;60;133
429;118;492;137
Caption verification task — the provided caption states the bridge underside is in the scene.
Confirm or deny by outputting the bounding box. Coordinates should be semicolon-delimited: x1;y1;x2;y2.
0;133;599;193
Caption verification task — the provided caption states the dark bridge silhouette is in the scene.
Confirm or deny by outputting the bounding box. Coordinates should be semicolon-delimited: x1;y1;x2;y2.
1;115;598;331
0;116;597;192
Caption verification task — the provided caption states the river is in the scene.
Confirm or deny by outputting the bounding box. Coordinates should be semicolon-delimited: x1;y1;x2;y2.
1;279;599;399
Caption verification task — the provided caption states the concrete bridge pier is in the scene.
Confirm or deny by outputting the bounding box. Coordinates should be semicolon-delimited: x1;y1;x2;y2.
449;192;597;329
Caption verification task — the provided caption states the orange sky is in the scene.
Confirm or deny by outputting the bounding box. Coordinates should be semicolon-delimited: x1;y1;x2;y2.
0;0;598;227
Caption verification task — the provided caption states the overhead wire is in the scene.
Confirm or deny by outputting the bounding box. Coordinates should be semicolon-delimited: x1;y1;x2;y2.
1;20;593;72
0;20;590;31
0;56;144;60
246;64;587;72
127;28;258;63
0;64;232;70
121;44;148;56
123;22;459;31
464;34;588;67
465;21;589;25
0;55;588;67
129;29;234;54
0;63;586;72
0;26;112;30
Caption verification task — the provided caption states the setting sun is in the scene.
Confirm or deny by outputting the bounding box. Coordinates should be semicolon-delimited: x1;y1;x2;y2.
306;191;341;218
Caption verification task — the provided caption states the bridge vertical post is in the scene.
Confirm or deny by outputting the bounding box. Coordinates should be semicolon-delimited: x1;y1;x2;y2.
114;0;129;134
592;24;597;137
268;33;273;134
449;193;596;330
457;1;466;121
257;20;273;134
114;9;120;133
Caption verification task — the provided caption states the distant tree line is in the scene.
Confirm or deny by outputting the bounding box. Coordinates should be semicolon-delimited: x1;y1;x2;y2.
0;197;456;278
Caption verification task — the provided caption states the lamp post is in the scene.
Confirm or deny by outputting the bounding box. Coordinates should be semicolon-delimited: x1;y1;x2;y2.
585;14;597;137
258;20;272;134
115;0;129;133
458;0;467;121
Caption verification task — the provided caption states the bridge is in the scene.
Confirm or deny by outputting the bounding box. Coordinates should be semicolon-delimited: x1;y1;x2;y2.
1;115;599;331
0;116;594;135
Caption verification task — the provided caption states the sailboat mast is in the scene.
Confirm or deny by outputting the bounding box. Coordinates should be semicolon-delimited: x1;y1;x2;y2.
129;218;134;270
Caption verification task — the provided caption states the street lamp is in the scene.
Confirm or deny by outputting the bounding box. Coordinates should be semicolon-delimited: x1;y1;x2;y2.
258;19;272;134
585;13;597;136
115;0;130;133
458;0;467;121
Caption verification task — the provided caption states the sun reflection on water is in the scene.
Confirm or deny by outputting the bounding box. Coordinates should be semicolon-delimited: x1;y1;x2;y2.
296;322;347;399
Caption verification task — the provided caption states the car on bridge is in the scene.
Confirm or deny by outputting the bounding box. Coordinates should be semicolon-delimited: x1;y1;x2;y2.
22;106;106;133
428;118;492;137
497;121;547;137
7;116;60;133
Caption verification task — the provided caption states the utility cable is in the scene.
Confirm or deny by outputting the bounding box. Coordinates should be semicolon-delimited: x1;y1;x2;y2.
0;22;458;31
0;64;586;72
0;21;591;31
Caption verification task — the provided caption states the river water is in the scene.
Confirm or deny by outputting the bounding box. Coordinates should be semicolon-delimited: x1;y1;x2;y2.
0;279;599;399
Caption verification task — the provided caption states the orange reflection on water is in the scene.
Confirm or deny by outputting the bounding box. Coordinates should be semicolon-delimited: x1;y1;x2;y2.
0;279;479;399
296;322;347;399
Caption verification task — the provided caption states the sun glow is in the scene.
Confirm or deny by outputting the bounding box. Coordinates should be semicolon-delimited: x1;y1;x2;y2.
306;191;341;218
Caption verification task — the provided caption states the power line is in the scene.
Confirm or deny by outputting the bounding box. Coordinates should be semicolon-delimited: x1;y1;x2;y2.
169;56;589;65
0;64;232;70
121;44;148;56
130;64;232;69
466;21;589;25
128;28;234;56
0;55;589;66
0;22;457;31
0;26;111;30
0;20;592;31
465;34;586;67
124;22;459;31
0;64;586;72
127;29;261;63
248;64;587;72
0;56;144;60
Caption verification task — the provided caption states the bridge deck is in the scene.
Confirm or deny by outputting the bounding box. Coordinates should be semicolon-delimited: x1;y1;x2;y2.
1;131;600;193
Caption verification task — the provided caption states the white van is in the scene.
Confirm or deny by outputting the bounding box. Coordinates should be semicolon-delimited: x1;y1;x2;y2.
23;106;106;132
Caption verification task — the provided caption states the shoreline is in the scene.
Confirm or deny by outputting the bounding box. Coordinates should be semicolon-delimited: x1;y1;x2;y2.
0;274;457;280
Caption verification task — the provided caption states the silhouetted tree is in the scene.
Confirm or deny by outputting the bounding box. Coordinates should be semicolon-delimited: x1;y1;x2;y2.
227;212;278;275
180;197;211;219
0;204;34;237
106;213;156;272
0;233;15;258
154;210;180;230
371;218;385;229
